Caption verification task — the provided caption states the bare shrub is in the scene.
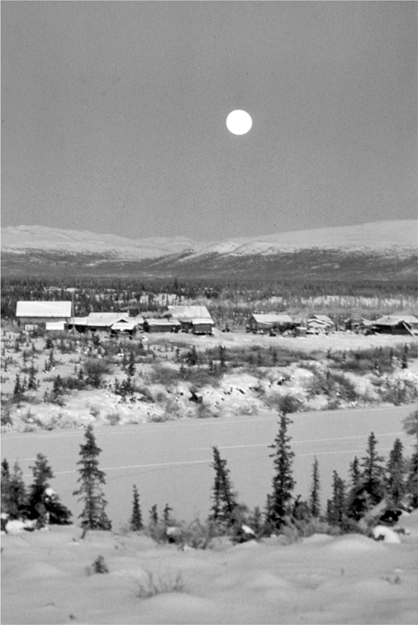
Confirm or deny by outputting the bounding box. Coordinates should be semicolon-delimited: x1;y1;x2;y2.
134;570;184;599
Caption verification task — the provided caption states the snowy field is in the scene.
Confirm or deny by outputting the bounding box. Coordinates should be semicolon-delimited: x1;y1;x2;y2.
2;511;417;625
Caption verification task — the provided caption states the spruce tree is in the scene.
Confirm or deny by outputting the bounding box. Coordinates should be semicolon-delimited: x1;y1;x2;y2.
349;456;361;490
360;432;386;505
209;446;238;528
309;456;321;518
28;453;72;526
149;504;158;525
406;447;418;509
267;413;295;530
327;471;346;527
386;438;406;508
73;425;111;530
1;459;12;515
130;484;143;531
6;461;27;520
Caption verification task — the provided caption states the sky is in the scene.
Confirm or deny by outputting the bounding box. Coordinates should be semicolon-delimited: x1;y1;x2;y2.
2;1;417;241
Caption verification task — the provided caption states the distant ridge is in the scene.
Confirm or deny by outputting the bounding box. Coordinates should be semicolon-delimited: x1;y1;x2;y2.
2;220;417;258
2;221;417;280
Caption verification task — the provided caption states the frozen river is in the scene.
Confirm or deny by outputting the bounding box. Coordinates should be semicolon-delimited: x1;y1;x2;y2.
2;404;415;529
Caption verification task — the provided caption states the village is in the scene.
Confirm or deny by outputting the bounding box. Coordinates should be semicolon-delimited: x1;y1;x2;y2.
13;299;418;338
1;295;417;433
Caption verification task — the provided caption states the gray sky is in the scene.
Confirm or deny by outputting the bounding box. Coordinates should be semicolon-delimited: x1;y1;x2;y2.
2;1;417;241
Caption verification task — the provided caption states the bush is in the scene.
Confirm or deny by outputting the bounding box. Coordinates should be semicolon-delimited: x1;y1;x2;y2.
134;570;184;599
83;359;112;388
87;555;109;575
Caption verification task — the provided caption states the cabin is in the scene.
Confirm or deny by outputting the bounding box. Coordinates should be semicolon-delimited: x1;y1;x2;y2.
163;305;215;333
16;301;73;328
143;318;181;333
191;318;215;335
307;314;335;335
344;316;373;333
246;313;294;334
68;313;131;334
372;315;418;336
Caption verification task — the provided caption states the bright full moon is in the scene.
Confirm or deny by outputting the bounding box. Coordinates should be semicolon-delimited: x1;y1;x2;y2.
226;110;252;135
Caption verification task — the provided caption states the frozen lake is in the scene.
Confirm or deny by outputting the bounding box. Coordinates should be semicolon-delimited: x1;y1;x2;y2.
2;404;415;529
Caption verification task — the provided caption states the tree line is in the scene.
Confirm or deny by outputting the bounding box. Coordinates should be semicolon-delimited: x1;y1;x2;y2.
2;408;417;542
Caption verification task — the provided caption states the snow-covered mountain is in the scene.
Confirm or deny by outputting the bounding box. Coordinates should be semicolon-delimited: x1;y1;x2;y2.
2;220;417;258
1;221;416;279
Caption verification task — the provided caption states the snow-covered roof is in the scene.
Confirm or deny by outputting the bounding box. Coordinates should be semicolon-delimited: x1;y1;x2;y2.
165;305;212;320
145;318;181;327
16;301;72;318
251;313;293;324
191;318;215;325
111;321;137;331
309;315;335;326
374;315;418;326
86;313;129;327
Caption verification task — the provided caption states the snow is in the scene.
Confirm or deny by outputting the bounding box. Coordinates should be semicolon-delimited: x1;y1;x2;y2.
2;513;417;624
2;220;416;262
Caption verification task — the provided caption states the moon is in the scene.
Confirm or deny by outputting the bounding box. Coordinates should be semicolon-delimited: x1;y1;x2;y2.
226;110;252;135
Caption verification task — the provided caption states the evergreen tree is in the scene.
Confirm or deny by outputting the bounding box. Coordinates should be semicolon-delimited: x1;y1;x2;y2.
27;360;37;390
309;456;321;518
327;471;346;527
386;438;406;508
149;504;158;525
360;432;386;506
349;456;361;490
209;446;238;527
267;413;295;530
163;503;173;528
406;447;418;509
28;453;72;526
130;484;143;531
13;374;23;399
6;461;27;519
404;410;418;508
73;425;111;530
1;459;12;515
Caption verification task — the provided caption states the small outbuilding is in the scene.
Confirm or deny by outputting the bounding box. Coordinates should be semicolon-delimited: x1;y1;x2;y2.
307;314;335;334
16;301;73;328
191;318;215;335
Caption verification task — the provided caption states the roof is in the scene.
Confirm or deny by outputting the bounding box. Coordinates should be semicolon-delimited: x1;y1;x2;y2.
251;313;293;324
374;315;418;326
191;318;215;325
145;318;181;327
86;313;130;327
309;314;335;325
165;305;212;320
111;321;138;331
16;301;72;318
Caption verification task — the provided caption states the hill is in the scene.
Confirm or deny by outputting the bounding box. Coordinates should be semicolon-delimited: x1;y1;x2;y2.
2;221;417;281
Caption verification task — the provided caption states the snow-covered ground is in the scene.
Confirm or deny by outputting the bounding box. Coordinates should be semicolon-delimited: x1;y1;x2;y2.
2;511;417;625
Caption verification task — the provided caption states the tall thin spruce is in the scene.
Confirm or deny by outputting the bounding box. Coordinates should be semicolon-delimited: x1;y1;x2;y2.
266;412;295;531
73;425;111;531
309;456;321;518
209;446;237;528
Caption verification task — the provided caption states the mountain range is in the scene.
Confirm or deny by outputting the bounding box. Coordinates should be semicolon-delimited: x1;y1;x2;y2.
2;221;417;281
